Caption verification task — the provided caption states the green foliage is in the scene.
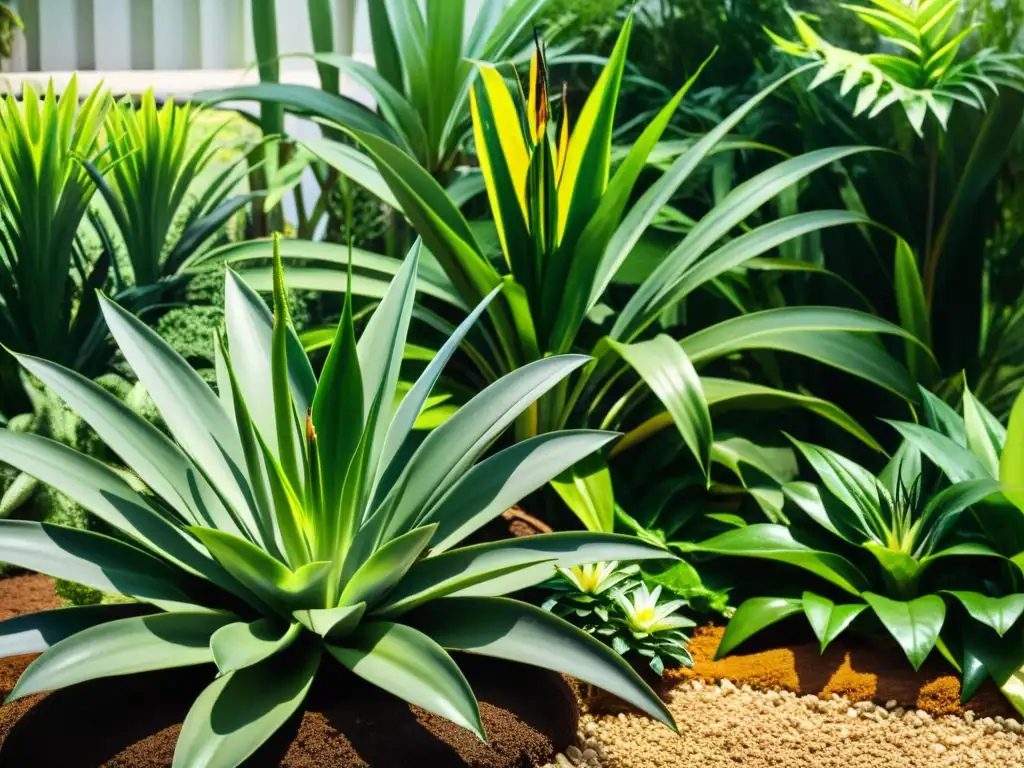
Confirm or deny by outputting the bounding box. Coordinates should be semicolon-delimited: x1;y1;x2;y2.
0;77;115;413
543;562;695;675
89;90;255;288
0;238;679;765
767;0;1024;135
0;2;21;60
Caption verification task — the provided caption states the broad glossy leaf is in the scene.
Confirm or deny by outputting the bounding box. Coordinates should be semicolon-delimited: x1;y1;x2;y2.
0;520;194;605
1000;388;1024;513
920;386;968;444
409;596;676;730
0;604;154;658
610;336;712;476
783;481;867;543
945;591;1024;637
717;597;803;658
9;612;233;700
211;618;302;676
690;524;870;595
963;386;1002;477
300;137;403;210
680;308;922;401
425;431;619;551
173;641;321;768
914;478;1003;555
802;592;867;652
327;621;484;739
376;532;673;617
887;420;990;481
863;592;945;670
788;438;885;536
550;451;616;534
893;237;934;383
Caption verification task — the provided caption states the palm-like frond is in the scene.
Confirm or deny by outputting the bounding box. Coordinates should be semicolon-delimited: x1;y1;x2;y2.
767;0;1024;134
0;237;676;767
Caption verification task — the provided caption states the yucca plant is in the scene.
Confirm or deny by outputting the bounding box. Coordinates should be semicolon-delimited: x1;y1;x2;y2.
0;76;115;413
692;427;1024;711
0;237;676;766
86;90;257;291
201;0;556;182
766;0;1024;135
200;16;923;531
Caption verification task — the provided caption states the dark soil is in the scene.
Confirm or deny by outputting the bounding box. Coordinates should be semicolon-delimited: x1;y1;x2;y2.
0;574;578;767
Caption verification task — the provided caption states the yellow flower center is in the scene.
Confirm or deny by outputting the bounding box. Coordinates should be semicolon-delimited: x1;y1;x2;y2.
574;567;602;593
633;607;656;626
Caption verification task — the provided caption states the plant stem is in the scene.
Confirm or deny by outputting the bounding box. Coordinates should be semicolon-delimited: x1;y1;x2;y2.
922;134;939;308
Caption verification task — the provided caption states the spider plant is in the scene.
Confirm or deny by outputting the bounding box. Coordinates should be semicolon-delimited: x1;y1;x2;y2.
200;16;923;531
0;237;675;767
0;76;115;414
86;90;257;292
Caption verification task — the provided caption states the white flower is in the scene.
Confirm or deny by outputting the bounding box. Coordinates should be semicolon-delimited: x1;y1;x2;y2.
615;583;693;634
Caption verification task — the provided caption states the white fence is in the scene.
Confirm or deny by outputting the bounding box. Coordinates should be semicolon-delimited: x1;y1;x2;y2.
3;0;486;75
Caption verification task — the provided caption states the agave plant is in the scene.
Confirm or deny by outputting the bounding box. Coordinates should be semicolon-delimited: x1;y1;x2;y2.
195;16;921;533
0;238;677;766
0;76;115;413
766;0;1024;135
87;90;256;290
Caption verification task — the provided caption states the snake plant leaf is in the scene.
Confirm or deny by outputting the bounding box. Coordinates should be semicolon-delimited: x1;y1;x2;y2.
550;451;616;534
376;532;674;618
863;592;946;670
609;336;712;478
426;431;620;551
690;524;871;596
680;307;922;402
327;621;485;740
0;520;196;605
409;596;677;730
717;597;803;658
945;592;1024;638
173;642;322;768
211;618;303;676
801;592;867;652
8;612;234;701
0;604;155;657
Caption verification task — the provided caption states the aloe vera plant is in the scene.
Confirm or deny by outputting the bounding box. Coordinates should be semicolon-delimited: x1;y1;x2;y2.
0;237;676;766
87;90;256;290
199;16;923;532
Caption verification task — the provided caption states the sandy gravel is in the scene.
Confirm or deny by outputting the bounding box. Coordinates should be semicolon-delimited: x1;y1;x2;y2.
541;678;1024;768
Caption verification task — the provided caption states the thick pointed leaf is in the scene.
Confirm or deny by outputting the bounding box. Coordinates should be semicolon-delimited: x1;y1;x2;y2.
374;355;590;540
550;451;616;534
340;525;436;609
99;295;251;537
789;437;886;535
425;431;619;551
887;420;990;481
189;527;298;615
1000;389;1024;513
327;621;484;739
688;524;871;595
211;618;302;676
0;520;194;605
717;597;803;658
609;335;712;476
863;592;946;670
945;591;1024;637
293;603;365;639
801;591;867;652
12;352;235;533
9;612;233;700
408;596;676;730
173;641;321;768
375;532;673;617
0;604;154;658
963;386;1002;477
893;237;934;383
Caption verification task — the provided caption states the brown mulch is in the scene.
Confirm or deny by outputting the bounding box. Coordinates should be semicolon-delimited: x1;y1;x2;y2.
660;624;1016;718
